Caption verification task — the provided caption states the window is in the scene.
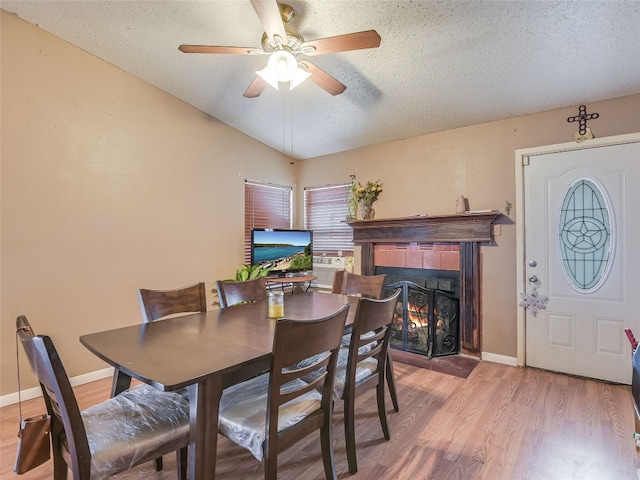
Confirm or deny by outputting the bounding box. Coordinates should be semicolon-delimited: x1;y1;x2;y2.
245;180;292;264
304;184;353;254
558;177;613;292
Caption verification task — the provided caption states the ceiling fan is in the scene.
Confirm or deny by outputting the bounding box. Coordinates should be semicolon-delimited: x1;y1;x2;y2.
178;0;381;98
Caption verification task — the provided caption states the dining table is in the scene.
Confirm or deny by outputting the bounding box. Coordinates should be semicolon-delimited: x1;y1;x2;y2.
80;291;358;480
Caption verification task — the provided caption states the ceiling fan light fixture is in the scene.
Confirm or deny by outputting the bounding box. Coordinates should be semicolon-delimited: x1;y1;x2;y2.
289;65;311;90
256;65;280;90
269;50;297;82
256;49;310;91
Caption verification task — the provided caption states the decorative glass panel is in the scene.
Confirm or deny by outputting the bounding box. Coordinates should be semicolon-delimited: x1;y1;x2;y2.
558;178;612;291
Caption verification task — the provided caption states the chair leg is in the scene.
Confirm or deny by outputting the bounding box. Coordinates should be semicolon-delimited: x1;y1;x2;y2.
320;419;337;480
386;353;400;412
377;380;391;441
52;443;68;480
343;395;358;474
154;457;163;471
176;447;188;480
264;448;278;480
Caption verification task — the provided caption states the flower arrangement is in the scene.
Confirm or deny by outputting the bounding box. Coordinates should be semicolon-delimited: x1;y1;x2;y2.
350;180;383;205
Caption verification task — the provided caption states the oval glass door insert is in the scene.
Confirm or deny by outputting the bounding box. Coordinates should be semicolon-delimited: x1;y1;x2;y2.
558;177;613;292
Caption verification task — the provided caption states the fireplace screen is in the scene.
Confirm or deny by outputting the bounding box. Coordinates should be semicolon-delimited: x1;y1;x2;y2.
383;280;459;358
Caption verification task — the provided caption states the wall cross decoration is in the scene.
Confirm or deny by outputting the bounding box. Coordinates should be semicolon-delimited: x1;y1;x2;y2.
567;105;599;142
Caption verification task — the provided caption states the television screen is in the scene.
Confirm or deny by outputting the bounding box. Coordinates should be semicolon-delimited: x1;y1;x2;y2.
251;229;313;275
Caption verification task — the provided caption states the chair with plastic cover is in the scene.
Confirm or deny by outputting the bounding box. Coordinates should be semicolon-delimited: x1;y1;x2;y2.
217;303;350;480
15;315;189;480
135;282;207;471
331;271;400;412
216;276;267;308
322;289;401;474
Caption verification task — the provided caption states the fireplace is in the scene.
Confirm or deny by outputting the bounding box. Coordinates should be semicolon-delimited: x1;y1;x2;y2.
378;267;460;358
347;212;500;357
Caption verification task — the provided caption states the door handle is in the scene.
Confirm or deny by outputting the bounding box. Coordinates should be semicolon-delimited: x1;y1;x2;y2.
528;274;539;283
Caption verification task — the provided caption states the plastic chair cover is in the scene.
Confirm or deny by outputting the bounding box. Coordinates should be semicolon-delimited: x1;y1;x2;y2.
218;374;322;461
301;347;378;399
82;384;190;479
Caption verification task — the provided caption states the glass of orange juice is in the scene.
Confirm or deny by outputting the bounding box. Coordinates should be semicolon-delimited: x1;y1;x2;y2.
268;291;284;318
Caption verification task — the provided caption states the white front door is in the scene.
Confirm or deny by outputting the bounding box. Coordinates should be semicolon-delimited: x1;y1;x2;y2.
517;134;640;384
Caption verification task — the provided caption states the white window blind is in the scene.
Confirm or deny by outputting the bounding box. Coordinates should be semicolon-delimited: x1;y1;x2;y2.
245;180;292;264
304;184;353;254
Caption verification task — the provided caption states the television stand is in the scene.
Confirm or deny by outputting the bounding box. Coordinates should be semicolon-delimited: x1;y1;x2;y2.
267;274;317;294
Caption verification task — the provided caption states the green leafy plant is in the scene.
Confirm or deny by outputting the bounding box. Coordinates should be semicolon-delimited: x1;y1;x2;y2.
350;180;383;205
233;264;272;282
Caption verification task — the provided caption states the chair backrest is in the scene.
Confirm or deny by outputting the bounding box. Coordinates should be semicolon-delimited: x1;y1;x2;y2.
332;271;386;299
331;269;346;294
343;289;401;397
267;303;350;457
216;276;267;308
16;315;92;477
138;282;207;322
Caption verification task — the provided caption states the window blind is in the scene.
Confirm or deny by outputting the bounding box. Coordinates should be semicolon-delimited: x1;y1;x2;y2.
304;184;353;254
245;180;292;264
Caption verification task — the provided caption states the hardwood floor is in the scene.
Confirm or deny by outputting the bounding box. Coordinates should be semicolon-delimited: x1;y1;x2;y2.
2;361;639;479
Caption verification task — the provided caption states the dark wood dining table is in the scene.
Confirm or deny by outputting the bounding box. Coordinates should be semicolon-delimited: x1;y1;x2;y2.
80;291;357;480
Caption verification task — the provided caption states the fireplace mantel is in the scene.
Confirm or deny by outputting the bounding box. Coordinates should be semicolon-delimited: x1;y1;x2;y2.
346;212;501;355
346;212;500;244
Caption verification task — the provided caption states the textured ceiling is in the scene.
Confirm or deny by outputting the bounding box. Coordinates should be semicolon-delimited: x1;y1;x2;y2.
3;0;640;159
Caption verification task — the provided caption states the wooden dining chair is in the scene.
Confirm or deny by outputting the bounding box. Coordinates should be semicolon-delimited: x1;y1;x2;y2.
332;270;386;299
120;282;206;471
112;283;206;398
138;281;207;323
217;303;350;480
15;315;190;480
330;289;401;474
331;269;346;294
331;270;400;412
216;276;267;308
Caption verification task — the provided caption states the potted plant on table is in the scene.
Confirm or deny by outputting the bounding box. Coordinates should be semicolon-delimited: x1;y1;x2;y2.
212;264;272;306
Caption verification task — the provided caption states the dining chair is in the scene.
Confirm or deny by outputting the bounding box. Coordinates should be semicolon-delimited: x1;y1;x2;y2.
216;276;267;308
331;271;400;412
138;281;207;323
331;269;346;294
332;271;386;299
15;315;190;480
319;289;401;474
217;303;350;480
113;282;205;471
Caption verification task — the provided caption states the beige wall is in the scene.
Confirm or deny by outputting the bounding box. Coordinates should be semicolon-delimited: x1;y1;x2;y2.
0;11;296;395
2;10;640;397
297;94;640;359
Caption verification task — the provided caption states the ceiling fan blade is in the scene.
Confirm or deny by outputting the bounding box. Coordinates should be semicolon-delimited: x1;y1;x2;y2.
299;61;346;96
250;0;287;43
301;30;381;56
179;45;262;55
243;77;267;98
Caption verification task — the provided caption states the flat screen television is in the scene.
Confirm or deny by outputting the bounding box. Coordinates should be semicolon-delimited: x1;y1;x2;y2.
251;229;313;276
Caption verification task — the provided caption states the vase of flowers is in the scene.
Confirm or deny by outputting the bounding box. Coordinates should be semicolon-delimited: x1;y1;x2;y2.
350;180;382;220
359;202;375;220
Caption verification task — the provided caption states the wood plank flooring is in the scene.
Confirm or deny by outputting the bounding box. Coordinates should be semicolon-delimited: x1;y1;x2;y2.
2;361;639;479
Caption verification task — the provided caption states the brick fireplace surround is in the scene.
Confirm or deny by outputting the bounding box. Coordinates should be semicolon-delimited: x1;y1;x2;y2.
347;212;500;356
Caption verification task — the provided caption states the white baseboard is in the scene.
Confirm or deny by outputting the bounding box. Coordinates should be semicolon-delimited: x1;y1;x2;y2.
481;352;518;366
0;367;114;408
